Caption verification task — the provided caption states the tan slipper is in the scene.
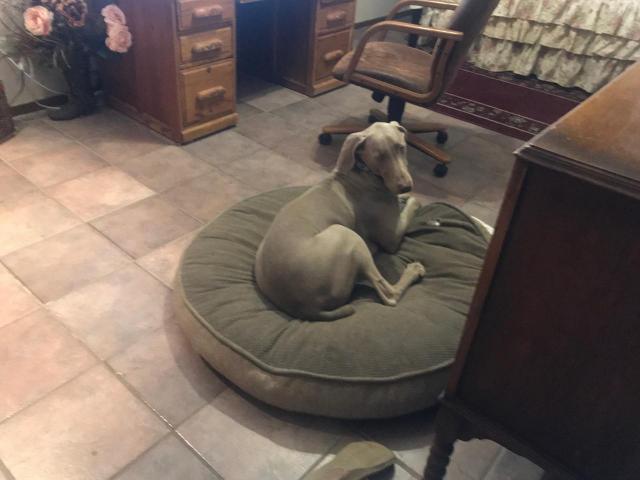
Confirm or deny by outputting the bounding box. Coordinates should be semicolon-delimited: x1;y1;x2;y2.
306;441;396;480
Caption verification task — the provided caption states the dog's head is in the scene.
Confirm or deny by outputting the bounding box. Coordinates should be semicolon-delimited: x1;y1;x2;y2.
334;121;413;194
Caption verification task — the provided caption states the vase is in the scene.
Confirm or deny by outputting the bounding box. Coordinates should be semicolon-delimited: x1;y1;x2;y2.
48;46;96;121
0;81;15;143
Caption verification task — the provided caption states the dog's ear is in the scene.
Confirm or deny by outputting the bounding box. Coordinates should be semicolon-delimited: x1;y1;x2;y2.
390;121;407;134
335;131;367;174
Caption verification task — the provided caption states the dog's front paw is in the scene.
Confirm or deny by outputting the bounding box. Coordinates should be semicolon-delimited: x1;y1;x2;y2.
406;262;426;278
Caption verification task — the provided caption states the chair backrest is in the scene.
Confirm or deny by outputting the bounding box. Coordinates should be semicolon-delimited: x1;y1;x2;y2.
434;0;500;93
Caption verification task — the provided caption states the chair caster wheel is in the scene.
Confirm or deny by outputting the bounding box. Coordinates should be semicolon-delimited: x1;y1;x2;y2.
436;131;448;144
368;114;377;124
433;163;448;177
318;133;332;145
371;92;386;103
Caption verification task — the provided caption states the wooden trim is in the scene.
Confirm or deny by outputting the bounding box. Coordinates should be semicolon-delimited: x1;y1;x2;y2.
445;158;528;394
9;95;67;117
180;112;238;143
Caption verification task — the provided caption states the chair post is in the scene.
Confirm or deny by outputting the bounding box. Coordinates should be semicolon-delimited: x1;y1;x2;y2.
388;97;406;123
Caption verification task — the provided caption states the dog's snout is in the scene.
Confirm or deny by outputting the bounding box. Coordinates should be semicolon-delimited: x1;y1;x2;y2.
398;184;412;194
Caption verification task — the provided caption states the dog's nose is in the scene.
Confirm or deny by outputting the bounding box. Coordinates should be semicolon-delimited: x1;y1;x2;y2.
398;184;412;194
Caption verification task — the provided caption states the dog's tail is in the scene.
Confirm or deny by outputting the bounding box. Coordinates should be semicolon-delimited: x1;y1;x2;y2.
309;305;356;322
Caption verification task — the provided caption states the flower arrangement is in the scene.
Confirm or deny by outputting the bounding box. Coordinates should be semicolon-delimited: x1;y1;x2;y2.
0;0;134;120
18;0;132;55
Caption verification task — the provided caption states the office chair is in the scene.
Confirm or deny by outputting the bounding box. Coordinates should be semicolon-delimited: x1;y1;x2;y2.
318;0;499;177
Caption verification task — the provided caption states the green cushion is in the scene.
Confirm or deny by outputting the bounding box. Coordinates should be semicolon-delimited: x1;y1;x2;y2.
175;187;489;418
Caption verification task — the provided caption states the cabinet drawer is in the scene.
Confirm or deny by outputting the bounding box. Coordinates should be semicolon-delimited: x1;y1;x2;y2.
180;60;235;125
179;27;233;65
176;0;234;31
316;0;355;33
314;30;351;81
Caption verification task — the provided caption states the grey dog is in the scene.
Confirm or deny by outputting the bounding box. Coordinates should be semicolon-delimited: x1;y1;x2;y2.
255;122;426;321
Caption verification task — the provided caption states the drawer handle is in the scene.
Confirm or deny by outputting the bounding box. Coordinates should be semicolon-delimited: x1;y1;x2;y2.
323;49;345;63
326;10;347;23
193;5;223;19
192;39;223;54
196;86;226;102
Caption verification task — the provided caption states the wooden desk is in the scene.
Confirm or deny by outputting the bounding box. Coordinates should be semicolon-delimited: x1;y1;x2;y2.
424;62;640;480
105;0;356;143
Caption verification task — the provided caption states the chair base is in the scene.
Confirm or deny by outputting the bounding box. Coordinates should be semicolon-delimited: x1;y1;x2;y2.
320;107;451;177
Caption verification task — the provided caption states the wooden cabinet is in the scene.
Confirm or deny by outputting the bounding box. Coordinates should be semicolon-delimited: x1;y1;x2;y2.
276;0;355;96
105;0;356;143
424;63;640;480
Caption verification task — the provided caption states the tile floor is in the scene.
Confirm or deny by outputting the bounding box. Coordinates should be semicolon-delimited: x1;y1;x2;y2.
0;77;543;480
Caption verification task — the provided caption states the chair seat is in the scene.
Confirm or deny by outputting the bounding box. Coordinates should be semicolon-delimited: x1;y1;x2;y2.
333;41;433;94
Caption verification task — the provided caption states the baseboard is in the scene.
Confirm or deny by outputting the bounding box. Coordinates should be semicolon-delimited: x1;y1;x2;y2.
9;95;67;117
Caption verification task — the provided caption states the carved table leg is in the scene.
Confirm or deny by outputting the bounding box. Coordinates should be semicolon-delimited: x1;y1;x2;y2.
424;407;465;480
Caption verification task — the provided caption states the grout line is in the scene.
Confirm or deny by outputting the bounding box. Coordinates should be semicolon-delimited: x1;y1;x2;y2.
173;430;225;480
0;459;16;480
0;360;99;428
103;434;168;480
297;436;344;480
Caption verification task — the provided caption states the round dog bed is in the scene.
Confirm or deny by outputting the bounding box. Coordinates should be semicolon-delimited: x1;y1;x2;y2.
174;187;489;419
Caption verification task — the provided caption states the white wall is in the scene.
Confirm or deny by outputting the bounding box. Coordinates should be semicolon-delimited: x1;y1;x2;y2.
355;0;398;22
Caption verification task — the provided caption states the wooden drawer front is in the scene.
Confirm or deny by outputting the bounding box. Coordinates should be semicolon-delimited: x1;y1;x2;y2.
316;1;356;33
179;27;233;64
314;30;351;81
176;0;233;31
181;60;235;125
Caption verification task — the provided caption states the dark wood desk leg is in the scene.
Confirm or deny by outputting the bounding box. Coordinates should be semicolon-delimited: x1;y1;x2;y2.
408;8;423;48
424;407;463;480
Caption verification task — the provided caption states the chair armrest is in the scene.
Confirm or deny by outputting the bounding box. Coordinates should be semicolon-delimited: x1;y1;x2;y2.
386;0;457;21
342;20;463;83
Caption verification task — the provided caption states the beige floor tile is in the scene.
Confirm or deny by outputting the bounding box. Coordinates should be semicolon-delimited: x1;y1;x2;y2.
448;135;517;176
218;149;318;192
355;410;437;475
2;224;130;302
314;84;377;118
83;123;170;164
0;264;41;328
243;86;307;112
8;143;107;188
0;191;81;256
272;98;348;133
303;437;420;480
113;145;213;192
0;120;73;162
0;309;97;422
109;320;226;426
48;263;172;359
91;196;201;258
462;201;500;227
137;231;197;287
114;435;218;480
235;112;306;149
184;130;265;167
0;161;35;202
46;167;155;221
413;184;466;209
483;449;544;480
236;101;264;118
161;171;256;222
270;129;343;172
178;389;342;480
45;108;135;141
0;463;9;480
0;365;168;480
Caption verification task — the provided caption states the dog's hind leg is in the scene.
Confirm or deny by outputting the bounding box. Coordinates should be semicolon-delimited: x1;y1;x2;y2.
346;228;425;307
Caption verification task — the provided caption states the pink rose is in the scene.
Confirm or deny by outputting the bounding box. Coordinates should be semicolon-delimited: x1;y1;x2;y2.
105;24;132;53
101;4;127;26
24;6;54;36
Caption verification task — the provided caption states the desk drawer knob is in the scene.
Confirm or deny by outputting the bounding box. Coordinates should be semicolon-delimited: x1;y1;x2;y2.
193;5;223;19
326;10;347;24
192;39;223;54
196;86;226;102
323;50;345;63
